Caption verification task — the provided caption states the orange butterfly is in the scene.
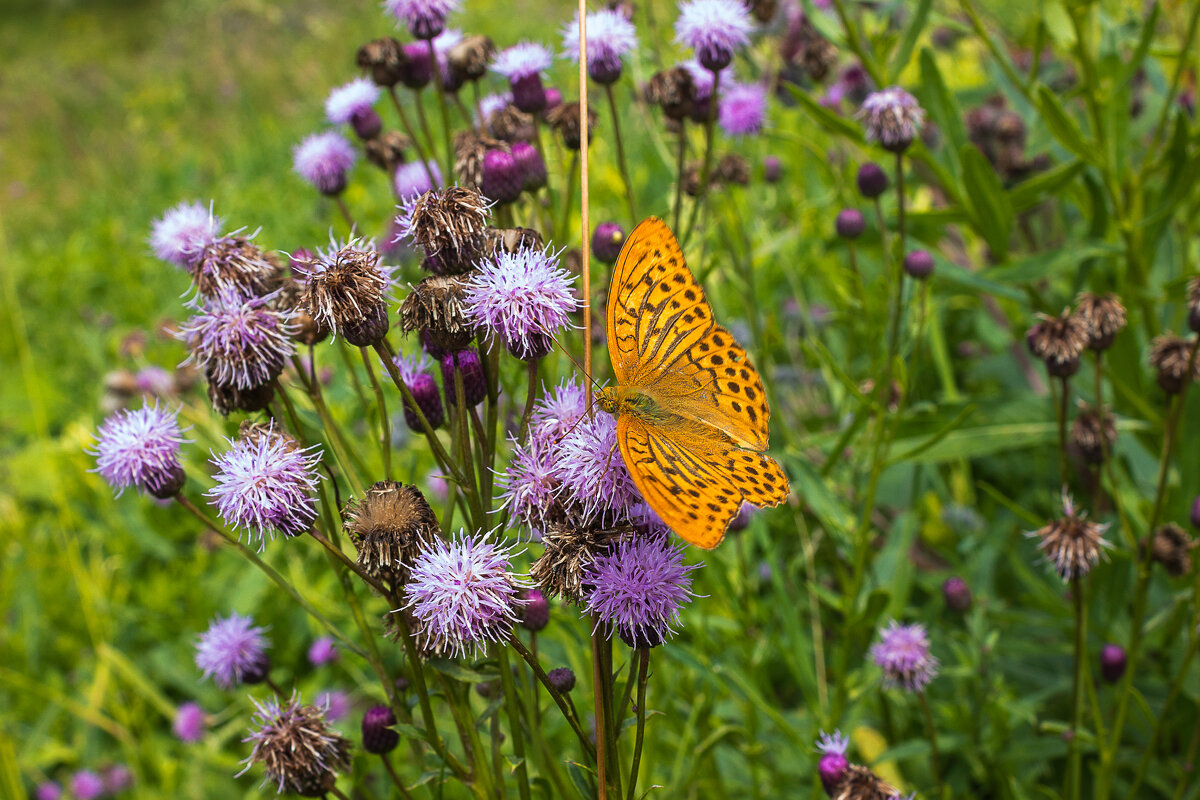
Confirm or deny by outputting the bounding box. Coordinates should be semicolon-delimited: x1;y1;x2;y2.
595;218;790;548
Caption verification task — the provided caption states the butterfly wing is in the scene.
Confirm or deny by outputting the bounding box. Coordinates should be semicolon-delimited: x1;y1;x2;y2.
617;414;790;549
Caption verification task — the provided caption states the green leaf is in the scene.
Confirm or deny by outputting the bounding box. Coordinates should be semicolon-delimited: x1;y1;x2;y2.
889;0;932;82
783;455;856;540
427;658;499;683
977;241;1119;286
566;761;596;798
1035;85;1094;160
961;144;1014;261
918;48;969;181
1007;159;1086;212
784;83;864;142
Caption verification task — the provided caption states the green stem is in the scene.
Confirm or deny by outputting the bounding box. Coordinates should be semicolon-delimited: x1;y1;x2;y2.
394;613;469;780
1067;576;1086;800
604;83;637;223
283;364;366;498
683;69;721;247
334;195;356;232
509;633;595;757
426;39;456;180
1128;636;1200;797
381;755;415;800
672;126;686;234
387;87;438;189
556;151;580;244
626;649;650;800
498;647;532;800
918;690;945;799
360;346;392;480
1056;376;1071;490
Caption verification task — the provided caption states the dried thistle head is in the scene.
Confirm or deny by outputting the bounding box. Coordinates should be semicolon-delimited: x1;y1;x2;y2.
1144;523;1194;577
1069;403;1116;466
716;153;750;186
530;521;636;602
272;278;330;346
365;130;412;172
1075;292;1127;351
1028;493;1110;581
1026;309;1088;378
484;226;544;256
191;236;285;299
301;237;391;345
242;693;352;797
399;273;477;353
645;67;695;121
206;368;275;415
1149;334;1200;394
408;187;491;270
487;104;536;143
454;131;507;189
831;764;901;800
345;481;439;588
447;34;496;83
357;37;408;87
545;102;598;150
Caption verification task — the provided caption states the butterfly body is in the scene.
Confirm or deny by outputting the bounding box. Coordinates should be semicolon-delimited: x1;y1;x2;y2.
600;217;790;549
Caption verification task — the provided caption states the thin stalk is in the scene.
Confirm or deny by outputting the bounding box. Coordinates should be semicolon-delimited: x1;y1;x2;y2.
427;40;455;179
334;196;357;232
600;635;622;799
626;649;650;800
360;346;392;480
387;87;439;189
1067;576;1086;800
683;69;721;247
338;340;370;419
672;127;686;233
498;647;533;800
509;633;595;757
593;628;610;799
413;90;442;182
918;690;945;799
518;360;541;443
794;511;829;712
578;10;593;399
604;83;637;222
393;613;469;779
557;151;580;255
1128;636;1200;798
308;527;389;597
328;785;351;800
1056;376;1071;490
381;755;415;800
283;365;367;497
1146;0;1200;159
1172;709;1200;800
452;363;485;528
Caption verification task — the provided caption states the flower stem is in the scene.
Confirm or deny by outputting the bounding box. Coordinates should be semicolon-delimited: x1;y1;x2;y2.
334;195;357;232
1067;576;1086;800
1128;635;1199;797
381;754;415;800
604;83;637;223
683;69;721;247
509;633;595;757
498;646;533;800
592;628;610;799
359;346;392;480
426;40;455;180
1056;375;1071;490
672;126;686;233
626;649;650;800
387;87;438;189
918;690;945;799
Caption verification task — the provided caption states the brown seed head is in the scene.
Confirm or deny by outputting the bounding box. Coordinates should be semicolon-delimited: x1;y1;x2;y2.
191;236;285;299
832;764;901;800
484;227;545;256
1145;522;1194;577
545;102;598;150
206;367;274;415
408;187;490;266
301;239;390;338
645;67;695;121
272;278;330;346
1149;334;1200;394
244;693;352;797
399;272;477;352
357;37;408;87
1029;493;1110;580
345;481;439;587
1187;276;1200;328
365;130;412;172
1069;403;1116;466
1074;292;1127;351
487;104;536;142
447;34;495;82
716;153;751;186
1027;309;1088;377
530;522;636;602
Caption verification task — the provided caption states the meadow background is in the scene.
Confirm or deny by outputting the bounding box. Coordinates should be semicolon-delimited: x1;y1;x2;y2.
5;0;1200;797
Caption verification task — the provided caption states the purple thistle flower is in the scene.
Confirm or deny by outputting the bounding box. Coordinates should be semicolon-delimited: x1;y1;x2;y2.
680;59;717;101
476;91;513;126
859;87;925;152
815;730;850;795
440;348;487;407
384;0;459;40
492;42;553;113
195;613;270;689
325;77;381;124
308;636;339;666
90;402;188;498
463;246;578;357
174;702;207;742
562;9;637;84
35;782;61;800
480;148;523;205
554;410;641;521
103;764;133;793
584;535;699;648
134;365;174;396
529;378;587;446
179;288;296;392
499;434;560;530
433;28;464;89
719;81;767;136
870;620;939;692
69;771;105;800
150;200;221;267
293;131;357;196
816;729;849;756
392;194;423;248
403;531;524;658
315;690;352;723
207;424;323;548
674;0;753;72
394;159;443;200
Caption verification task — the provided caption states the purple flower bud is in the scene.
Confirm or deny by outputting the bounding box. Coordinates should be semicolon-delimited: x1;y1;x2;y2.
102;764;133;793
493;43;552;113
35;782;61;800
674;0;752;72
542;87;563;114
69;771;105;800
385;0;458;41
511;141;547;191
519;588;550;631
547;667;576;693
400;42;434;89
441;348;487;407
362;705;401;754
942;576;971;612
395;353;445;432
1100;643;1126;683
835;208;865;239
818;753;848;795
511;74;547;113
763;155;782;183
856;162;888;198
903;249;935;279
481;149;523;204
174;702;206;742
351;107;383;140
592;222;626;264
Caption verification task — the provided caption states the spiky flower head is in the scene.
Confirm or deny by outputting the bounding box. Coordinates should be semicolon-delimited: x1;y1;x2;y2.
446;34;495;86
869;620;939;691
859;87;925;152
90;402;188;498
408;187;491;270
346;481;440;587
308;636;338;667
645;65;696;120
830;765;901;800
546;101;598;150
1069;402;1116;466
816;730;850;795
554;410;641;521
174;702;207;742
719;81;768;135
491;42;553;81
1027;309;1089;378
384;0;458;40
357;37;408;87
1149;334;1200;394
1027;492;1110;580
189;234;285;300
293;131;357;196
399;272;476;354
179;288;295;392
1074;292;1127;351
325;77;381;126
529;378;586;444
1146;522;1194;577
241;692;352;796
150;200;221;267
207;423;322;549
301;236;392;345
499;434;562;531
674;0;753;72
195;612;271;689
584;534;700;648
403;530;525;658
464;245;578;360
562;9;637;84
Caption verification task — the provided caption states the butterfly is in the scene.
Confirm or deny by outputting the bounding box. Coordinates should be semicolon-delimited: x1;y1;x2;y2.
595;217;790;548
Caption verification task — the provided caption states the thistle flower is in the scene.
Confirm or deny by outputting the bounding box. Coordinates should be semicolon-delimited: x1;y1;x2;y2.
35;782;61;800
1149;334;1200;394
346;481;440;586
362;705;401;755
150;200;221;267
492;42;553;113
302;236;392;346
195;613;271;689
398;41;435;88
511;140;547;191
592;222;626;264
547;667;576;693
518;588;550;631
869;620;939;691
856;162;888;198
674;0;753;72
392;351;446;431
902;249;934;280
241;693;352;795
815;730;850;795
174;702;207;742
554;410;641;521
830;765;900;800
403;531;524;658
645;66;695;120
207;424;322;548
357;37;408;87
189;234;285;300
103;764;133;793
325;78;382;140
859;87;925;152
499;434;562;530
384;0;458;40
530;520;636;601
446;34;496;86
480;148;523;205
1027;493;1110;580
293;131;357;196
476;92;514;127
545;101;598;150
395;160;443;200
584;535;700;648
1145;522;1194;577
90;403;188;498
440;347;487;407
1027;309;1088;378
942;576;972;612
718;82;767;135
431;28;465;90
315;690;351;723
763;154;782;182
1074;292;1127;351
179;288;295;392
69;771;105;800
562;9;637;84
399;272;476;352
308;637;338;667
1099;643;1126;683
835;208;865;239
464;245;578;360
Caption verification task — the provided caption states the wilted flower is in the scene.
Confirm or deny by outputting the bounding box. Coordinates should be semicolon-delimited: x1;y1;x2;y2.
530;521;636;601
870;620;939;691
1027;493;1110;580
1069;403;1117;465
1074;292;1126;351
645;66;695;120
1146;522;1194;577
584;535;700;648
301;236;392;346
407;187;491;269
207;424;322;548
174;702;207;742
189;234;284;300
345;481;440;586
830;764;900;800
1027;309;1088;378
562;9;637;84
859;87;925;152
150;200;221;267
90;403;188;498
446;34;495;86
195;613;270;689
545;101;597;150
464;245;578;359
357;37;408;87
293;131;357;196
179;288;295;392
718;82;767;135
1149;334;1200;394
403;531;524;658
674;0;753;72
492;42;553;112
241;693;352;795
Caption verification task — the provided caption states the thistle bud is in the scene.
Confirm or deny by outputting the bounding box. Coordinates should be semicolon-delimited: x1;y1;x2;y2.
942;576;971;612
441;348;487;407
519;588;550;631
835;209;865;240
511;140;547;191
480;149;523;205
1099;644;1126;683
592;222;626;264
361;705;400;755
856;162;888;198
357;38;408;87
903;249;935;280
547;667;576;693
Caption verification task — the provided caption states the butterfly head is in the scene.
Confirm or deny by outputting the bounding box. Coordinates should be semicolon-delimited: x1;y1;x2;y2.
594;386;620;415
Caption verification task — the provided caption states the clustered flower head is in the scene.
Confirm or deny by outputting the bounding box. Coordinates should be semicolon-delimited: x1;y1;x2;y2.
302;235;393;346
195;612;271;688
207;423;323;549
584;534;699;648
1074;292;1127;351
293;131;357;195
1028;492;1111;580
403;530;525;658
241;692;352;795
90;403;188;498
189;234;284;300
869;620;939;692
150;200;221;267
325;77;383;139
554;410;642;520
562;9;637;84
407;187;491;272
1149;333;1200;394
179;288;296;392
718;81;768;136
859;87;926;152
674;0;753;72
492;42;553;113
385;0;459;40
464;245;578;360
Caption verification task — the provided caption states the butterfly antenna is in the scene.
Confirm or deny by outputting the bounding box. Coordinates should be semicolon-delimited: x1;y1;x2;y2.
578;0;592;414
552;336;603;392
